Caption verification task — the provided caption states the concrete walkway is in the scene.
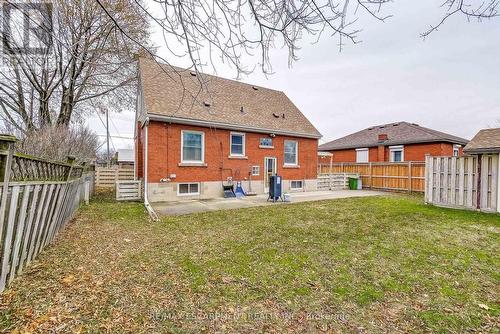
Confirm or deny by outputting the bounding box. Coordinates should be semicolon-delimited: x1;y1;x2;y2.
152;190;385;216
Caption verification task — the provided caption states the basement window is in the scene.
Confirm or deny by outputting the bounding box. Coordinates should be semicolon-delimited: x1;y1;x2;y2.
251;166;260;176
290;180;303;190
178;183;200;196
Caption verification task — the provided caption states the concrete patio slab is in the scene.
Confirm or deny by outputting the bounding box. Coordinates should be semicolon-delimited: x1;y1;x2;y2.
152;190;385;216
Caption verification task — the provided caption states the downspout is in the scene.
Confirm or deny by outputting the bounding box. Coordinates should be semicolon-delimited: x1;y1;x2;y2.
144;121;159;221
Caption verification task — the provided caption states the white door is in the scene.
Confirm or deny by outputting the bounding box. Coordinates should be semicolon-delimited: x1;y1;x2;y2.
264;157;277;192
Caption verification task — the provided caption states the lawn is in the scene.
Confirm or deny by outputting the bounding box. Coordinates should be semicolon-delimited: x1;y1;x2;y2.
0;193;498;333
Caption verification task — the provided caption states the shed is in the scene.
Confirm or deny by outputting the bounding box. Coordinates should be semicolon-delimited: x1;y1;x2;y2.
464;128;500;213
117;149;134;167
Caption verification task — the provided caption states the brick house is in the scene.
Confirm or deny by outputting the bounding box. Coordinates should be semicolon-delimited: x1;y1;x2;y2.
319;122;468;163
135;57;321;202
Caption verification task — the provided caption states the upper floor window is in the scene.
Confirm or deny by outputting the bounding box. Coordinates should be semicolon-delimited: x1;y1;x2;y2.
355;148;369;163
284;140;298;165
453;145;461;157
181;130;204;163
389;145;404;162
259;137;273;148
230;132;245;156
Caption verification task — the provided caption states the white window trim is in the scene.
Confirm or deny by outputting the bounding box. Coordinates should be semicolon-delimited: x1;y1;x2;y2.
453;144;461;156
181;130;205;163
177;182;201;196
229;132;246;157
251;165;260;176
290;180;303;190
389;145;404;162
284;140;298;166
355;148;369;163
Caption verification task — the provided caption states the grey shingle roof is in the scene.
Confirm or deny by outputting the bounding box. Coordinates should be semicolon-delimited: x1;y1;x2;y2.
319;121;469;151
464;128;500;153
138;57;321;138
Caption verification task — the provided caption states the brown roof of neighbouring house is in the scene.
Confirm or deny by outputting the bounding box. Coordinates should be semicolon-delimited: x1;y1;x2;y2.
137;57;321;138
318;121;469;151
463;128;500;153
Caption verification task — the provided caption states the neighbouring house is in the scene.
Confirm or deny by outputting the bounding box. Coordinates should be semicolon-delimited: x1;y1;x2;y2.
319;121;468;163
134;57;321;202
463;127;500;155
117;149;134;168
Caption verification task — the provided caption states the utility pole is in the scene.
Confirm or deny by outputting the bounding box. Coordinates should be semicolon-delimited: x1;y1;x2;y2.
106;109;110;167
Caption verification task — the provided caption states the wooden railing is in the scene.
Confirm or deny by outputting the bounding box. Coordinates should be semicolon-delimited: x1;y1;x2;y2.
318;162;426;192
317;173;359;190
0;135;93;293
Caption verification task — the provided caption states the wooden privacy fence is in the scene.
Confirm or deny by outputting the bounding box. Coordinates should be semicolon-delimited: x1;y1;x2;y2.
318;162;426;192
317;173;359;190
0;135;93;293
425;155;499;213
95;167;134;187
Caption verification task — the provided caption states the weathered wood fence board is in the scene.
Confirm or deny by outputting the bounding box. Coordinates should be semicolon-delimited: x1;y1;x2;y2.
318;162;425;192
425;155;499;213
0;135;94;293
96;167;134;187
317;173;359;190
116;180;142;201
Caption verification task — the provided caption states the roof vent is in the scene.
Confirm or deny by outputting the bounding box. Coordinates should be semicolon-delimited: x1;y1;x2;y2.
282;113;285;119
378;134;388;142
368;127;374;130
203;101;211;107
190;71;197;76
393;123;399;126
272;113;280;118
412;123;419;126
252;86;258;90
379;126;385;129
240;106;244;113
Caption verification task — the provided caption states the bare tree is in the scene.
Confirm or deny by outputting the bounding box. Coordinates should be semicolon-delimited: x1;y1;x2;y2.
0;0;150;132
422;0;499;38
96;0;498;81
97;0;393;78
16;123;100;162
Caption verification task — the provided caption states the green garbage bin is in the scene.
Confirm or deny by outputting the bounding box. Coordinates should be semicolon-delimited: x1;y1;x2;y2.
348;177;358;190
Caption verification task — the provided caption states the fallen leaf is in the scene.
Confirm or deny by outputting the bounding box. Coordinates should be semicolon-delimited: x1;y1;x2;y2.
62;275;75;285
478;303;490;310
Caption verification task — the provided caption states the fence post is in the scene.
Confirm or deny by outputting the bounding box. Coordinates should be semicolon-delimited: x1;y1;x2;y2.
408;161;412;193
66;156;76;181
369;162;373;189
476;154;482;210
0;135;17;248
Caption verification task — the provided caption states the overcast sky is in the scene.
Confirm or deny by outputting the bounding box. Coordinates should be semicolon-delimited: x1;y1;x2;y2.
88;0;500;150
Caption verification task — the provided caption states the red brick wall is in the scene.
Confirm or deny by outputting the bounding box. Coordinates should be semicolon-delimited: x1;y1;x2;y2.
139;121;318;183
403;142;461;161
135;122;144;179
326;142;463;162
329;147;378;163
